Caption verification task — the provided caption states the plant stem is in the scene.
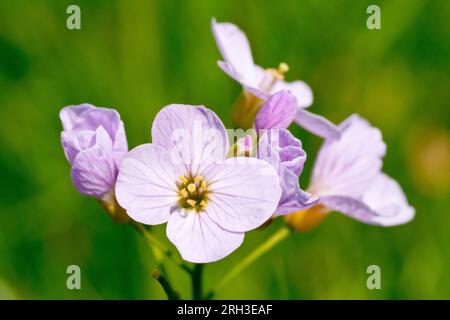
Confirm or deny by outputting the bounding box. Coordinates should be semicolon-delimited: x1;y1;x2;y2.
192;264;204;300
206;226;291;299
152;270;181;300
130;221;193;274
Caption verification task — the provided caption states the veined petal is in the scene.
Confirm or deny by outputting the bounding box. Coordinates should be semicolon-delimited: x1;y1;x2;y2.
217;60;266;92
294;108;340;140
115;144;182;225
70;126;116;197
310;114;386;198
270;80;313;108
362;173;415;225
72;107;122;142
113;121;129;168
321;173;414;226
258;129;317;214
204;157;281;232
60;103;94;131
275;167;319;215
61;130;96;164
151;104;228;176
211;18;256;84
167;209;244;263
254;91;297;130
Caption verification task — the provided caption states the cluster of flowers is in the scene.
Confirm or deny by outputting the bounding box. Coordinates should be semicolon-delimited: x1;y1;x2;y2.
60;19;414;263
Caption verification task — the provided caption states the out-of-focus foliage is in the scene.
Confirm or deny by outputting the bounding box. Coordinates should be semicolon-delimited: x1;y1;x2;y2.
0;0;448;299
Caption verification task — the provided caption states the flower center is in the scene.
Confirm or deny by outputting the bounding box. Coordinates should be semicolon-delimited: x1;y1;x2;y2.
260;62;290;92
177;175;209;211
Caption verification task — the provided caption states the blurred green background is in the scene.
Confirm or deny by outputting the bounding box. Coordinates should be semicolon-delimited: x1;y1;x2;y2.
0;0;449;299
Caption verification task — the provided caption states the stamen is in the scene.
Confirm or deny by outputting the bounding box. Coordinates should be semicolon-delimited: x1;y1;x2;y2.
186;199;197;207
199;200;206;208
194;176;204;182
278;62;289;74
179;189;188;198
179;176;188;184
187;183;196;193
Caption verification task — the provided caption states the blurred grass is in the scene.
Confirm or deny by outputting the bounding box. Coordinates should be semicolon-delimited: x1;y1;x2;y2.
0;0;449;299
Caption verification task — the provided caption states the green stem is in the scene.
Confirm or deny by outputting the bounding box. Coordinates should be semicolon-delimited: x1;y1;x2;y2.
152;270;181;300
206;227;291;299
192;264;204;299
130;221;192;274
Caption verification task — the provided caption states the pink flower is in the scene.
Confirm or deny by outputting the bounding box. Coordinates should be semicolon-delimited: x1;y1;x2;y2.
305;115;415;226
115;105;282;263
60;104;128;199
211;19;339;140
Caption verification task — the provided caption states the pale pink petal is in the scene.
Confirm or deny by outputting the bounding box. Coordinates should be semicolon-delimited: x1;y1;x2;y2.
321;173;414;226
151;104;228;176
310;114;386;198
270;80;313;108
211;18;256;84
294;109;340;140
204;157;281;232
166;209;244;263
115;144;182;225
59;103;94;131
254;91;297;130
362;173;415;225
217;61;266;92
113;121;129;168
70;126;116;197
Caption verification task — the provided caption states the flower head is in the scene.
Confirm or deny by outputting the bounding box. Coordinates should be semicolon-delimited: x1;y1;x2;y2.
286;115;415;231
60;103;129;222
211;19;339;139
115;105;282;263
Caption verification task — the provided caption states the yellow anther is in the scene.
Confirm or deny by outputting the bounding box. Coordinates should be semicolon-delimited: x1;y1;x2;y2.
179;189;188;198
187;183;196;193
194;176;204;182
200;180;207;190
179;176;188;184
278;62;289;74
199;200;207;208
186;199;197;207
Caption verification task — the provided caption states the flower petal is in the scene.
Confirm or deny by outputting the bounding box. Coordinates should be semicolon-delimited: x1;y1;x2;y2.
204;157;281;232
70;126;116;197
258;129;317;214
167;209;244;263
254;91;297;130
61;130;96;164
270;80;313;108
151;104;228;175
115;144;181;225
72;107;122;142
59;103;94;131
211;18;256;84
275;167;319;215
310;114;386;198
362;173;415;225
321;173;414;226
294;108;340;140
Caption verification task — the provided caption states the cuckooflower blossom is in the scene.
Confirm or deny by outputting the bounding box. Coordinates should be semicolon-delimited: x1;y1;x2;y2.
60;103;129;222
211;18;339;139
115;104;282;263
285;115;415;231
258;129;318;215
